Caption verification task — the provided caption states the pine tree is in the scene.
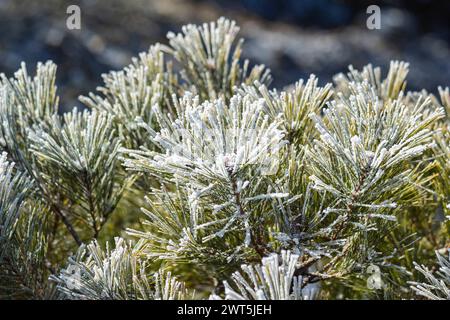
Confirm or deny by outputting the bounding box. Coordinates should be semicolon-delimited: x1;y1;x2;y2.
0;17;449;300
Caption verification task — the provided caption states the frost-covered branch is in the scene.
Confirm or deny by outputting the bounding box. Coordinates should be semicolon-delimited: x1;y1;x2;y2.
410;250;450;300
51;237;190;300
211;250;316;300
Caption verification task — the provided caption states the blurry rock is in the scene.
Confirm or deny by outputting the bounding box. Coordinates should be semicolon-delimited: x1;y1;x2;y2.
45;26;65;47
100;47;131;69
0;0;448;113
379;8;418;40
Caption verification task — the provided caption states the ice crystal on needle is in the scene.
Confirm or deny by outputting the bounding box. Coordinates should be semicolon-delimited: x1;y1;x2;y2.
0;17;449;300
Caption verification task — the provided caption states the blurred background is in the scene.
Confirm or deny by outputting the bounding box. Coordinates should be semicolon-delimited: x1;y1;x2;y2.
0;0;449;111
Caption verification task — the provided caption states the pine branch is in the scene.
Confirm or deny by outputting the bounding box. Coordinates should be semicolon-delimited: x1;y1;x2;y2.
211;250;316;300
50;237;190;300
0;152;52;299
28;109;132;241
410;250;450;300
1;17;449;300
166;17;271;101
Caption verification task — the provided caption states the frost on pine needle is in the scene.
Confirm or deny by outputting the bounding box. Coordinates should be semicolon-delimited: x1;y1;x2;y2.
80;44;178;150
432;87;450;219
213;250;314;300
2;61;59;121
122;92;286;181
410;250;450;300
122;92;289;250
0;152;32;244
307;77;443;213
0;152;51;299
0;17;449;300
51;237;189;300
239;75;333;147
333;61;409;101
304;63;444;287
0;61;59;167
28;109;133;240
166;17;271;102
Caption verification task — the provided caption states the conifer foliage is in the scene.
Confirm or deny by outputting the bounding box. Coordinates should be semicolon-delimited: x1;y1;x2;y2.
0;17;449;300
